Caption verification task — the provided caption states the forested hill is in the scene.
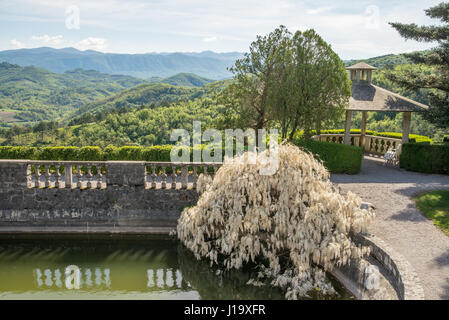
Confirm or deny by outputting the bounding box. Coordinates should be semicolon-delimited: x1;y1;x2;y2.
67;83;206;125
0;62;147;125
0;47;242;80
343;51;422;69
155;73;215;87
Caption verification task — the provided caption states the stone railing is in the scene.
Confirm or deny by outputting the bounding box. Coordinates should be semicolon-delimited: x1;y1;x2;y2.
27;161;107;189
313;134;402;157
24;160;222;190
145;162;221;190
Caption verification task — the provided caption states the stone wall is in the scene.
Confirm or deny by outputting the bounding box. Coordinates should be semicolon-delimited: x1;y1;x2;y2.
0;160;198;233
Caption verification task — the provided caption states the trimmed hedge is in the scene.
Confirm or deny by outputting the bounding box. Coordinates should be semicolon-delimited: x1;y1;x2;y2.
294;139;363;174
0;145;201;162
400;143;449;174
296;129;432;143
0;142;363;174
0;146;37;160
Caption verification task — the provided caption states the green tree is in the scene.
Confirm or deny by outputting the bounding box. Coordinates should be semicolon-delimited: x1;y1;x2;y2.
274;29;350;139
217;26;291;138
389;2;449;127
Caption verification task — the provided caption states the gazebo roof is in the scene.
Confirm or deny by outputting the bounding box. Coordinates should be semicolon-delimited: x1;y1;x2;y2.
348;82;429;112
346;62;377;70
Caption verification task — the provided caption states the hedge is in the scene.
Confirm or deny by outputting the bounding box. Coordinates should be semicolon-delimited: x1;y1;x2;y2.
0;145;207;162
294;139;363;174
400;143;449;174
0;142;363;174
0;146;37;160
295;129;432;143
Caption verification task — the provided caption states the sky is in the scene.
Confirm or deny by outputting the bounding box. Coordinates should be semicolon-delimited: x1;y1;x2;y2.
0;0;445;60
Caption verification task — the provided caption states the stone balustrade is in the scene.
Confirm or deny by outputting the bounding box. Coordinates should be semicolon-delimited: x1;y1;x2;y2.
145;162;222;190
27;161;107;189
24;160;222;190
313;134;402;157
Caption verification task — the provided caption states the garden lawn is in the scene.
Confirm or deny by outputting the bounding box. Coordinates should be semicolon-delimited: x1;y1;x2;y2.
415;190;449;236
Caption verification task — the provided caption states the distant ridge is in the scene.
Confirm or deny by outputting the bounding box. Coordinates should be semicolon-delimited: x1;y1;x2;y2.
0;47;243;80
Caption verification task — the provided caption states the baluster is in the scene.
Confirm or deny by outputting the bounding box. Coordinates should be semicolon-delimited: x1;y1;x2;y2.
151;166;157;189
192;166;198;190
181;165;188;189
55;165;62;188
77;165;83;189
86;165;93;189
35;165;41;188
161;165;167;189
97;166;103;189
171;166;177;189
44;165;51;188
26;164;32;188
65;164;73;189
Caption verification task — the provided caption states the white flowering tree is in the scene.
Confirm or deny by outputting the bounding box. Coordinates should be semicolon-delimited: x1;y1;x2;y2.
177;144;374;299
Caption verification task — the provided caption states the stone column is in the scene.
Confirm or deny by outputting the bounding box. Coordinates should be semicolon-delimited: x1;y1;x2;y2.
344;110;352;145
402;112;411;144
360;111;367;150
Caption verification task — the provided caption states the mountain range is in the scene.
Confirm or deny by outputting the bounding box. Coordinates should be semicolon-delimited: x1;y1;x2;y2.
0;47;243;80
0;62;214;126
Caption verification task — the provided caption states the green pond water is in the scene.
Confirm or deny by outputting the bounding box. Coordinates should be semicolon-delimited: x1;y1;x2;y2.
0;235;353;300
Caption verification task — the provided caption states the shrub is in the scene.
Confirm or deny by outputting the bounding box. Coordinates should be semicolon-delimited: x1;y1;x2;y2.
0;146;37;159
177;144;373;299
294;139;363;174
296;129;432;143
400;143;449;174
77;146;104;161
38;147;79;160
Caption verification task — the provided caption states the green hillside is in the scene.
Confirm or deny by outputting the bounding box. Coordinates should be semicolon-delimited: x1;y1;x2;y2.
158;73;215;87
344;52;413;69
0;62;146;126
67;83;206;125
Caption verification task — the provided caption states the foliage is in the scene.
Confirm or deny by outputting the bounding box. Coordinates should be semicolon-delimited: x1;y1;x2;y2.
344;53;413;69
293;139;363;174
388;2;449;128
295;129;432;143
415;190;449;236
218;26;350;140
0;62;146;126
177;144;373;299
69;83;205;124
276;29;350;139
0;146;37;159
154;73;215;87
400;143;449;174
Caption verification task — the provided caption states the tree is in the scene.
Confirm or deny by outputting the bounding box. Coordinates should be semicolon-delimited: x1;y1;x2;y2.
216;26;291;138
218;26;350;141
269;29;350;139
388;2;449;128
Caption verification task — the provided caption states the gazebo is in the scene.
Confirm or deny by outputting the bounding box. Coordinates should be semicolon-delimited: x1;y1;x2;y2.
343;62;428;148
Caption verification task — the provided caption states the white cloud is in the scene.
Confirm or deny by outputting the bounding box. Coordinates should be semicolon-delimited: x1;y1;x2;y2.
306;6;336;15
31;34;63;45
203;36;217;42
74;37;107;51
10;39;25;49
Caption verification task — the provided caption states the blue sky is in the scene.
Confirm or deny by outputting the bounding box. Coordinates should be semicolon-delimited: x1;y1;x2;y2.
0;0;444;59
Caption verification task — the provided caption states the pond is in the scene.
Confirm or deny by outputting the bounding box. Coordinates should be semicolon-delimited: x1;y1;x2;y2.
0;235;354;300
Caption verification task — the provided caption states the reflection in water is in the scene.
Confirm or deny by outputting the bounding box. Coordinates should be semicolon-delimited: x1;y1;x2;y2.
0;237;352;300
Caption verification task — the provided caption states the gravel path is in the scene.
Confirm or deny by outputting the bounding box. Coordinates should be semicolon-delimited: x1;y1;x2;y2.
331;156;449;300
